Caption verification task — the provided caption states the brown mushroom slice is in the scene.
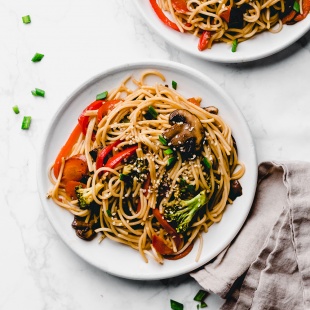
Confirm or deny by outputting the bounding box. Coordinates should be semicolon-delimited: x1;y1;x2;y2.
162;109;205;158
72;216;97;241
203;106;219;115
229;180;243;200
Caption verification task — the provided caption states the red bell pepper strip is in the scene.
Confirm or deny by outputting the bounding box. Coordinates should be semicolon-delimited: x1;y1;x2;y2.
78;100;103;135
152;234;174;255
294;0;310;22
53;123;82;178
198;30;212;51
282;10;297;24
152;208;182;249
171;0;189;13
165;242;194;260
97;99;122;123
96;139;122;170
220;6;231;23
105;145;138;169
149;0;180;31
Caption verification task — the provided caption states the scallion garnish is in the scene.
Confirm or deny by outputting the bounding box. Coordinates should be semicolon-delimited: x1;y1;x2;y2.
119;173;131;182
231;39;238;53
164;148;174;155
21;116;32;130
159;135;168;145
96;91;108;100
172;80;177;90
31;53;44;62
12;105;20;114
22;15;31;24
194;290;208;302
170;299;184;310
167;156;177;169
147;105;158;119
200;301;208;308
106;209;112;217
31;88;45;97
293;1;300;12
202;157;211;169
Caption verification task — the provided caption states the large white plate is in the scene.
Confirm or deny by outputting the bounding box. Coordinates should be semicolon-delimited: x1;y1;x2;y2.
134;0;310;63
37;60;257;280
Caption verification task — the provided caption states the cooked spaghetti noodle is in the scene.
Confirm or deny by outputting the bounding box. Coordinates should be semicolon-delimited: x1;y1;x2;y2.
48;70;245;264
152;0;309;50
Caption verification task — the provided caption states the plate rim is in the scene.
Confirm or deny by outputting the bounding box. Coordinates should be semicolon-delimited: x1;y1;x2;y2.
37;59;258;280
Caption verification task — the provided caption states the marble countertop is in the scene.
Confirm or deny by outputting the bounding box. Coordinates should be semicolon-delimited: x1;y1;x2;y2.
1;0;310;309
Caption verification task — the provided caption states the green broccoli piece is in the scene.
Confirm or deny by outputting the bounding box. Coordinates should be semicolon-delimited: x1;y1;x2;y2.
75;183;105;208
164;190;208;233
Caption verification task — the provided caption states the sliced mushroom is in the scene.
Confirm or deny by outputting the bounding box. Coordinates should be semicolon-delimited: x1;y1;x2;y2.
229;180;243;201
72;216;97;241
203;106;218;115
162;109;205;158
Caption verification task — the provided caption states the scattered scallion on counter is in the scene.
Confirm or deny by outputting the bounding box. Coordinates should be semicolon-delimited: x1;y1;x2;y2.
200;301;208;308
31;52;44;62
293;1;300;12
21;116;32;130
96;91;108;100
12;105;20;114
31;88;45;97
22;15;31;24
194;290;208;302
232;39;238;53
172;80;177;90
170;299;184;310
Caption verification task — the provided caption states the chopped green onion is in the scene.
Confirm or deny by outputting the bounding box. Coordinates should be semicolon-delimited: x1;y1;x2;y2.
31;53;44;62
12;105;20;114
147;106;158;119
159;135;168;146
293;1;300;12
106;209;112;217
202;157;211;169
22;15;31;24
172;80;177;90
170;299;184;310
96;91;108;101
167;156;177;169
31;88;45;97
194;290;208;302
164;148;174;155
200;301;208;308
119;173;131;182
231;39;238;53
21;116;32;130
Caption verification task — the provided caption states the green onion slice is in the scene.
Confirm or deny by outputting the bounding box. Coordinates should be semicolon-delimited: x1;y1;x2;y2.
21;116;32;130
172;80;177;90
31;88;45;97
96;91;108;101
167;156;177;169
170;299;184;310
31;53;44;62
231;39;238;53
202;157;211;169
106;209;112;217
22;15;31;24
200;301;208;308
159;135;168;146
147;105;158;119
12;105;20;114
164;148;174;155
194;290;208;302
293;1;300;12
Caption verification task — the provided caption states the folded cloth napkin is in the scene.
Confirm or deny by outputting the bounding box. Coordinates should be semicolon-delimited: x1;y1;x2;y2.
191;161;310;310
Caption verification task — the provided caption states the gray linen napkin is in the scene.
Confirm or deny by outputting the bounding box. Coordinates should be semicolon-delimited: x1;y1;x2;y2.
191;161;310;309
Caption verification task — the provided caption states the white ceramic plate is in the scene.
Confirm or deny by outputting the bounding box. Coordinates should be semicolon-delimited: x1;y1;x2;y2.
134;0;310;63
37;60;257;280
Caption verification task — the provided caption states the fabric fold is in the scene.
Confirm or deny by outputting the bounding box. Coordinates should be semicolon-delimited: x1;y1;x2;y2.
191;161;310;309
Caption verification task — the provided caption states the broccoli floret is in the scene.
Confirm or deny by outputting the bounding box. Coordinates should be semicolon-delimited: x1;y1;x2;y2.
164;190;208;233
75;183;104;208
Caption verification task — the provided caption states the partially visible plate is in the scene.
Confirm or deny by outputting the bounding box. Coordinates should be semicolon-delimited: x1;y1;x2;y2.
37;60;257;280
134;0;310;63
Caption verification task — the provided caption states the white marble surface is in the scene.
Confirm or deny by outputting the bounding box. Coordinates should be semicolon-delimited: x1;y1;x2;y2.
1;0;310;309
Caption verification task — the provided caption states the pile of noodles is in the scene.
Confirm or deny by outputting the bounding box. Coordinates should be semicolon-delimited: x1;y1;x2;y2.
48;70;245;264
158;0;289;48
